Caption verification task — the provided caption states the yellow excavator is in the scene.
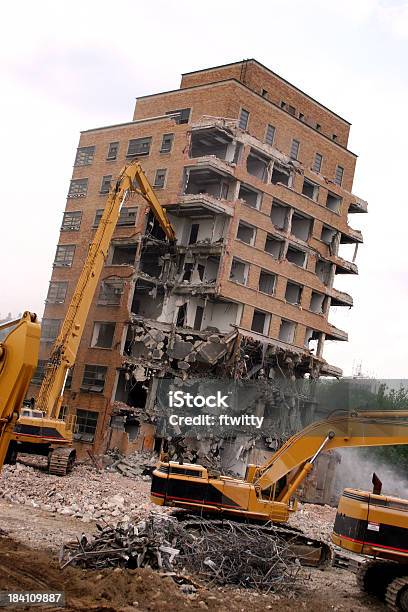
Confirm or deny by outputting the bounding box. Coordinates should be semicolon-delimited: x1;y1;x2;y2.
333;476;408;610
0;313;41;471
151;411;408;525
4;160;176;475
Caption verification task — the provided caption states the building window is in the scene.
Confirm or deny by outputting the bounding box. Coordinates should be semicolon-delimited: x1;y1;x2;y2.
74;409;98;442
229;258;248;285
334;165;344;186
261;89;268;97
126;137;152;157
165;108;190;124
68;178;88;197
313;153;323;173
251;309;270;335
100;175;112;194
265;124;275;146
31;359;47;385
288;105;296;116
280;101;286;109
74;146;95;166
153;168;167;189
61;211;82;231
81;365;107;392
54;244;75;267
299;113;305;121
107;142;119;160
285;282;303;305
236;221;256;245
91;322;116;349
316;123;321;132
302;178;319;202
160;133;174;153
59;405;68;421
258;271;276;295
238;108;249;130
98;278;124;305
332;134;337;141
279;319;296;343
41;319;60;342
46;281;68;304
289;139;300;160
93;207;137;228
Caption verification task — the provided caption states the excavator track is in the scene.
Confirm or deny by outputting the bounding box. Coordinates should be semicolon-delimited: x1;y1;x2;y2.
172;513;331;568
48;447;76;476
386;576;408;611
357;560;406;601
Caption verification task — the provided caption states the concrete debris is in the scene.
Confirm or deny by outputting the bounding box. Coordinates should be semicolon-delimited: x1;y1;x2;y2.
0;459;163;525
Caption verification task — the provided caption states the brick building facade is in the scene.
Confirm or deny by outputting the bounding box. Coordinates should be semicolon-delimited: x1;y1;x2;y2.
30;60;367;458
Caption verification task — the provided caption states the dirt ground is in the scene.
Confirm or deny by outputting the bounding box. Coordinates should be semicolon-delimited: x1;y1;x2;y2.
0;496;385;612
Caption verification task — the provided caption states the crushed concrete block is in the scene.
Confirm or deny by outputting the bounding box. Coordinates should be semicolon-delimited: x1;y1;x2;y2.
197;341;228;365
168;341;194;360
177;361;190;370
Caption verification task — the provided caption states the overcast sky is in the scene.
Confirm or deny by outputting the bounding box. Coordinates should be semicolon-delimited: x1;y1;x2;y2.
1;0;407;377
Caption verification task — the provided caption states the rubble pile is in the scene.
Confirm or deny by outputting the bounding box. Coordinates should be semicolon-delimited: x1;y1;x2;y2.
61;514;300;593
289;502;337;543
0;462;155;524
105;449;157;478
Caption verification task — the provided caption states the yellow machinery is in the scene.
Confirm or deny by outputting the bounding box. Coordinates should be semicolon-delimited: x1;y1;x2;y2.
8;161;176;475
0;313;41;471
333;483;408;610
151;411;408;524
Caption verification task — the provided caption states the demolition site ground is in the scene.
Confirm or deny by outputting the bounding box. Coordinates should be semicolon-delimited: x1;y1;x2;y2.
0;458;385;612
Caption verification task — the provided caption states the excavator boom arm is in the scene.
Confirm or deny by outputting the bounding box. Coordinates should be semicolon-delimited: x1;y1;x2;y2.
36;161;175;417
255;411;408;493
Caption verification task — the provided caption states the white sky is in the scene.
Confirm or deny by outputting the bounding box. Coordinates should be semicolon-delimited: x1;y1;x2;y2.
1;0;407;377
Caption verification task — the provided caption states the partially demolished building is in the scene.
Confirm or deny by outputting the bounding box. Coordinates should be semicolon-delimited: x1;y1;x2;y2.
31;60;367;459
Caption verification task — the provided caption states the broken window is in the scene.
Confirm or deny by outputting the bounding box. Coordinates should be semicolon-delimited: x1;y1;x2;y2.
280;101;287;109
238;183;261;209
334;165;344;186
111;244;137;265
61;211;82;231
41;319;60;342
316;123;321;131
188;223;199;244
91;322;115;349
160;133;174;153
265;124;276;146
279;319;296;343
265;234;284;259
315;260;332;286
193;305;204;330
238;108;250;130
184;167;232;200
310;291;326;314
100;175;112;194
81;365;107;392
126;137;152;157
302;178;319;201
259;271;275;295
285;282;302;305
246;149;269;182
98;278;124;305
31;359;47;385
131;281;164;318
290;139;300;160
313;153;323;173
326;191;342;213
46;281;68;304
291;212;312;241
271;200;289;230
251;309;270;335
271;163;291;186
229;258;248;285
74;146;95;166
74;409;98;441
68;178;88;197
176;303;187;327
286;245;306;267
261;89;268;97
304;328;320;351
54;244;75;267
107;141;119;160
190;128;232;159
236;221;256;245
332;134;338;142
166;108;190;124
154;168;167;189
321;224;338;246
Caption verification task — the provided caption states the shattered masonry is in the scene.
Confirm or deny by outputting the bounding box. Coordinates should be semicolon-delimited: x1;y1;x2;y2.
32;60;367;490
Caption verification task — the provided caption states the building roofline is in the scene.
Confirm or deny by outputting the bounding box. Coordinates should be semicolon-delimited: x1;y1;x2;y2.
136;79;357;158
181;59;351;126
80;114;176;134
